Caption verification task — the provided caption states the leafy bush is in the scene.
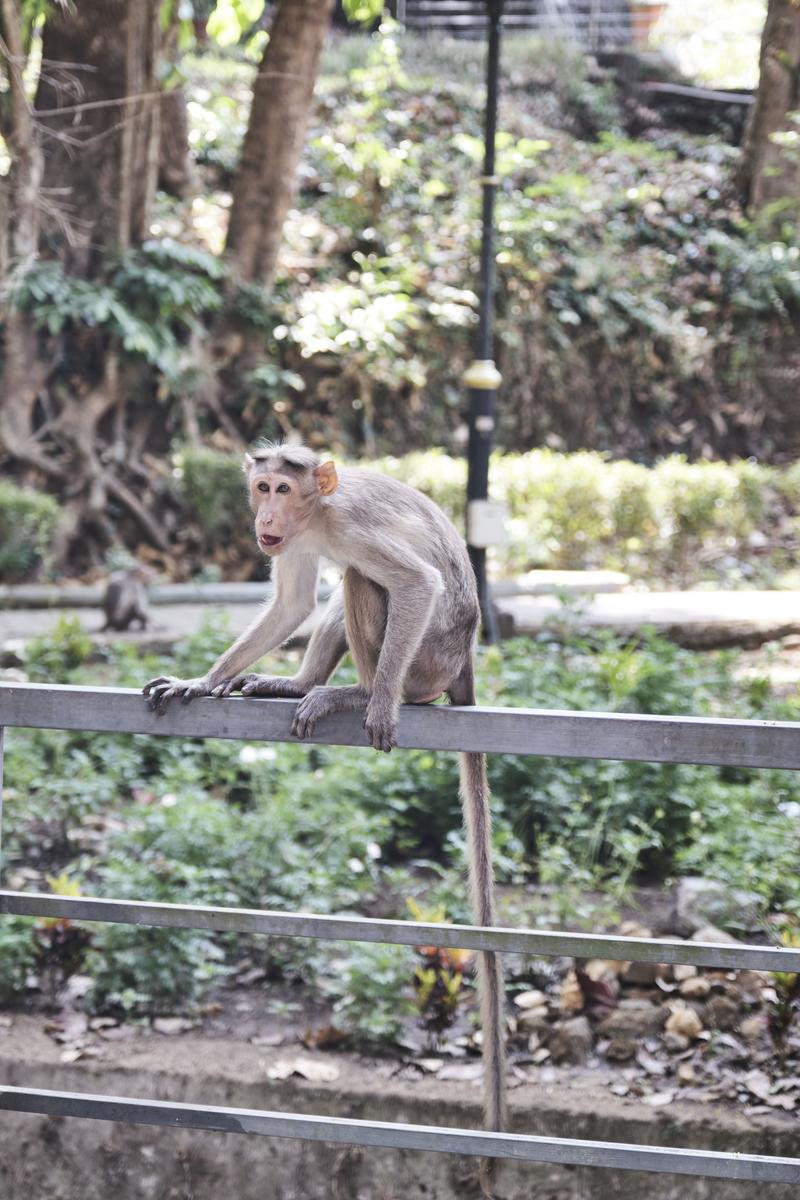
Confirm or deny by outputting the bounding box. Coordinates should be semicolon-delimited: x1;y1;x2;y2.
0;483;59;582
86;924;225;1016
25;616;93;682
175;447;251;550
0;917;37;1004
327;942;414;1044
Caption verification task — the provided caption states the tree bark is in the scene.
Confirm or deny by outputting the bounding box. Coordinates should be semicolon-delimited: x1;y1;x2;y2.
34;0;161;270
738;0;800;211
226;0;335;286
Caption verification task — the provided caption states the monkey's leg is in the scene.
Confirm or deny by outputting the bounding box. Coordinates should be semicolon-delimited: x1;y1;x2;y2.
212;587;347;699
291;684;369;740
449;663;507;1197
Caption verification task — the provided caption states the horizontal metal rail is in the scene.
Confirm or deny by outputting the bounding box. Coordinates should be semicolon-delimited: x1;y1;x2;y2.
1;1087;798;1183
3;682;800;768
2;891;798;973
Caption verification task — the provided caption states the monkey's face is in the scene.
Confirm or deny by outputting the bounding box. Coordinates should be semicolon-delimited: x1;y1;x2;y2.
246;460;338;556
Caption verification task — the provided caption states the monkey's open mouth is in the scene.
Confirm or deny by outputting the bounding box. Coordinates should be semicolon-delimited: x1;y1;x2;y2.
259;534;284;549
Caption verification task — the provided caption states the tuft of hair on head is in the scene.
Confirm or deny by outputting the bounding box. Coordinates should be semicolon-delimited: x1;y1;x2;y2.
246;439;321;475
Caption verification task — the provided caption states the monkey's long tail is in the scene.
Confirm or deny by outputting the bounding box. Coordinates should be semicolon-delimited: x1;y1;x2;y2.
459;748;507;1195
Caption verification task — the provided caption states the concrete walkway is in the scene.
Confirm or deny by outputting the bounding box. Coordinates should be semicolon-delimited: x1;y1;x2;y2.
3;584;800;661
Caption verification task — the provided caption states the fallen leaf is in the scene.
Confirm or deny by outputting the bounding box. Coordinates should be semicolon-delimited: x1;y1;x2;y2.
251;1033;283;1048
267;1056;340;1083
153;1017;194;1035
415;1057;444;1074
301;1024;348;1050
744;1070;772;1101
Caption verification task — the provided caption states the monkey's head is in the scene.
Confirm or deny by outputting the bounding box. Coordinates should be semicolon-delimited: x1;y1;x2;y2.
244;443;338;556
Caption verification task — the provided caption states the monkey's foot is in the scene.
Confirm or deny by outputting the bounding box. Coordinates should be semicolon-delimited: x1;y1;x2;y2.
364;699;399;754
143;676;213;715
210;674;305;699
291;685;367;740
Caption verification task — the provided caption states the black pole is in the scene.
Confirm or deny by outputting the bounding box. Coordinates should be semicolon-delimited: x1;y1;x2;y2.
464;0;503;644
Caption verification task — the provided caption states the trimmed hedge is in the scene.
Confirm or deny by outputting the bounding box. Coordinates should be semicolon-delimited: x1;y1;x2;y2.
0;483;60;583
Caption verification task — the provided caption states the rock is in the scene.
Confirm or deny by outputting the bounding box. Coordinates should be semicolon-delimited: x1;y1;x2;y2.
517;1005;549;1030
677;1063;696;1085
691;924;742;946
679;976;711;999
559;970;584;1013
597;1002;665;1039
621;960;662;986
663;1031;690;1053
514;989;548;1010
704;994;740;1031
665;1006;703;1040
673;964;698;982
674;877;762;936
740;1015;768;1043
584;959;624;981
547;1016;593;1064
605;1038;636;1062
618;921;653;940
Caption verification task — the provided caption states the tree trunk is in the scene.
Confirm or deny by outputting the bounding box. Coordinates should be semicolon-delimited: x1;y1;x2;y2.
34;0;161;271
226;0;335;287
738;0;800;212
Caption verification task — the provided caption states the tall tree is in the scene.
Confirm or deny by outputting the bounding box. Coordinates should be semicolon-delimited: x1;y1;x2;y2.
738;0;800;213
34;0;162;270
225;0;336;286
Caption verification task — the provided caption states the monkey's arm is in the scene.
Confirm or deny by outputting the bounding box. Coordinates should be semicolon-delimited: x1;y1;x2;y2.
143;553;320;712
359;543;442;751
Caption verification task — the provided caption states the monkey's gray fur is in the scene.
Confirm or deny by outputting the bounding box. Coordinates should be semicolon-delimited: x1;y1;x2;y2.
102;565;152;632
144;444;507;1190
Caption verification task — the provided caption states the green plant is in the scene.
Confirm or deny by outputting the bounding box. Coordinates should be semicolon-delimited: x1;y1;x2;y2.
328;942;414;1044
0;482;59;582
25;616;93;682
86;924;225;1016
0;917;37;1005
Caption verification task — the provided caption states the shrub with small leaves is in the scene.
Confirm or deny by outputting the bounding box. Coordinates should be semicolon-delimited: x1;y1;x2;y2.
0;482;59;582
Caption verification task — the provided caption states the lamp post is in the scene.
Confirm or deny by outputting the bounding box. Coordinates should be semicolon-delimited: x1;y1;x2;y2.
464;0;505;643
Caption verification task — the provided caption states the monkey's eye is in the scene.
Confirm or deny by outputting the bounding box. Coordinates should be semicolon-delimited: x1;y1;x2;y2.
276;483;290;494
257;481;270;494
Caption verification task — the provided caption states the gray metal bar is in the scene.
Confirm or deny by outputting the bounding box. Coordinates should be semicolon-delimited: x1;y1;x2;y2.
3;683;800;768
1;1087;798;1183
3;892;797;972
0;726;4;884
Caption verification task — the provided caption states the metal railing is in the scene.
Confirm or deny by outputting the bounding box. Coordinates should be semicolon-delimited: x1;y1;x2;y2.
1;680;799;1186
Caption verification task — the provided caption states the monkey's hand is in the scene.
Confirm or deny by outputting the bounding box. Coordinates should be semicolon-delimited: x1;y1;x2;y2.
210;674;306;699
143;675;214;714
363;696;399;754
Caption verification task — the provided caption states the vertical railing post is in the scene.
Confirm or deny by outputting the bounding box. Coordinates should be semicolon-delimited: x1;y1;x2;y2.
0;726;5;883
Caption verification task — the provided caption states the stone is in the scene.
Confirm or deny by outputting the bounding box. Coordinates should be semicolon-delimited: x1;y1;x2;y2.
621;960;662;986
677;1063;696;1085
704;994;740;1031
691;924;741;946
605;1038;636;1062
663;1031;690;1053
514;989;548;1010
679;976;711;999
673;877;762;936
740;1015;768;1043
597;1002;666;1039
547;1016;593;1064
673;964;698;982
665;1006;703;1040
517;1005;549;1030
559;970;584;1013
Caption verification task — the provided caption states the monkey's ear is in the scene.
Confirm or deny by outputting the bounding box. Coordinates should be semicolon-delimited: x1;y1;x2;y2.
314;461;338;496
242;453;255;475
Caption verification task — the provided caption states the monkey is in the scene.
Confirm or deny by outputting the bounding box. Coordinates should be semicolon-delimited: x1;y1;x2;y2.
143;443;506;1191
102;563;154;632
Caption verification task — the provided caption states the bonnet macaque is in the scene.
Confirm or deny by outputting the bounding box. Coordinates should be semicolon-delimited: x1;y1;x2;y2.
102;563;153;632
143;444;506;1185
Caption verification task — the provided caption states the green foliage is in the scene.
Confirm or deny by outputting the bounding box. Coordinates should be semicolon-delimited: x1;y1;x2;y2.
25;616;93;682
86;925;225;1016
0;918;37;1005
6;241;223;381
0;482;59;582
327;942;414;1044
175;447;250;548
